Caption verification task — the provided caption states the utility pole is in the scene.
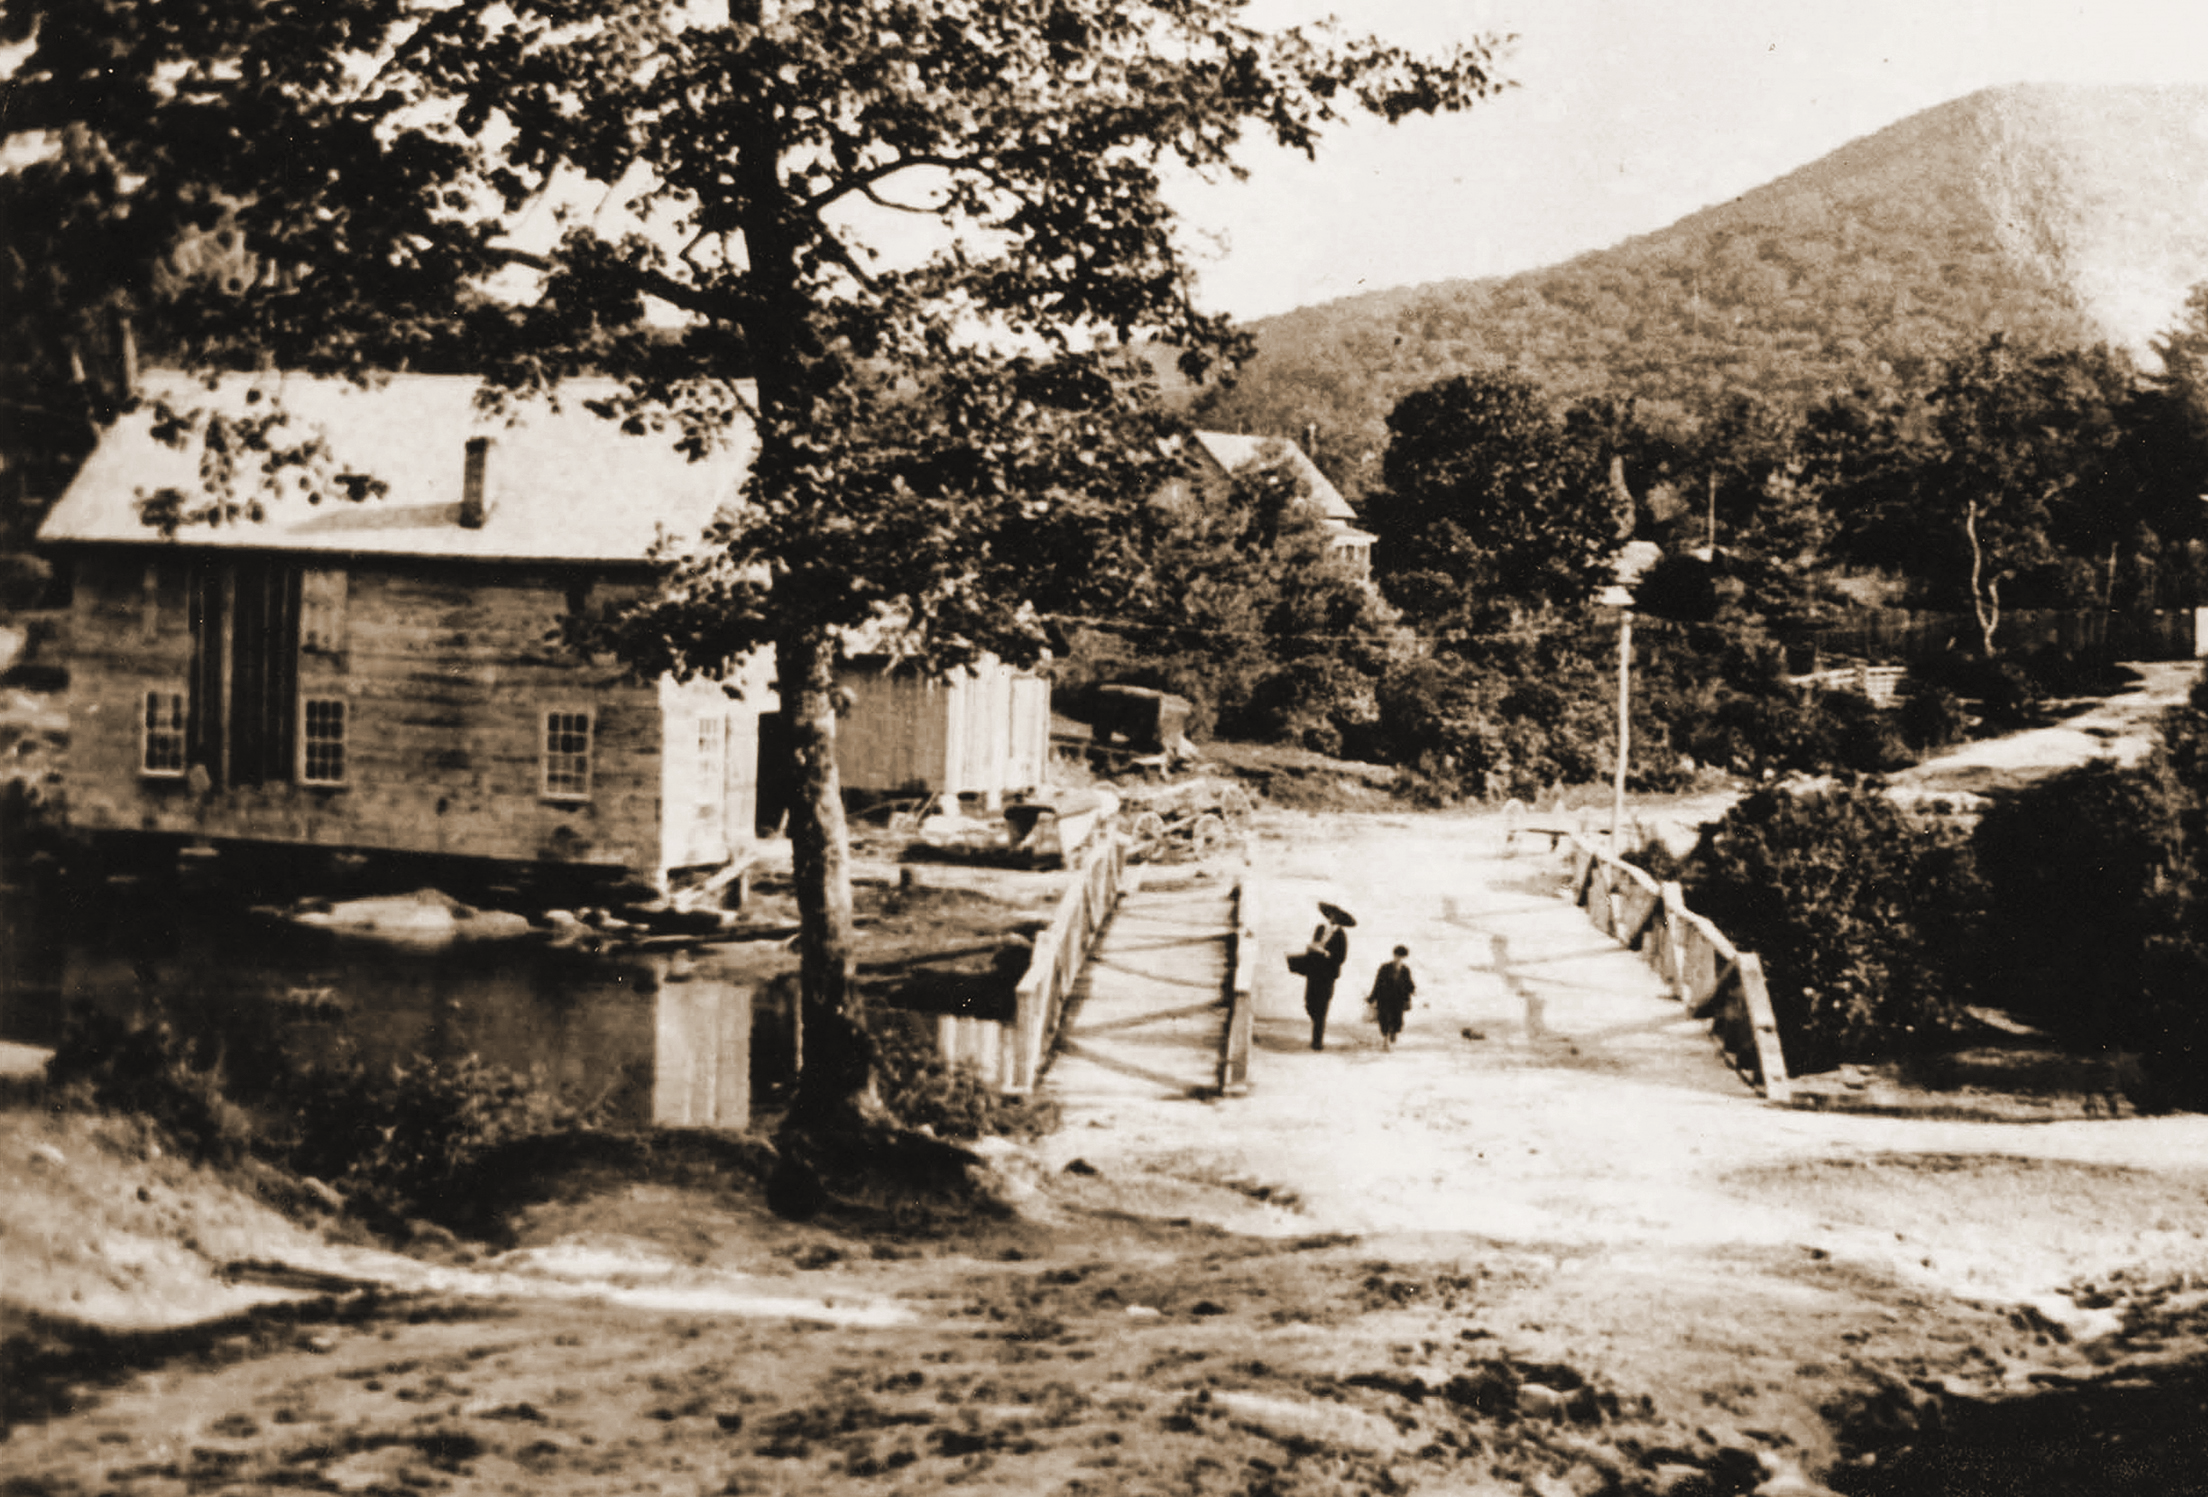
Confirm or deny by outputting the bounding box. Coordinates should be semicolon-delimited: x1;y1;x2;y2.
1611;607;1632;849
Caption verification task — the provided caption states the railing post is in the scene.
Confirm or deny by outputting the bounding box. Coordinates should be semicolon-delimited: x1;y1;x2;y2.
1219;877;1256;1096
1735;953;1792;1103
1658;881;1687;998
1010;934;1054;1095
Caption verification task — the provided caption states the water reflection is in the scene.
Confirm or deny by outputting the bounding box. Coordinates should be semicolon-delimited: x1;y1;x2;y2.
0;874;798;1128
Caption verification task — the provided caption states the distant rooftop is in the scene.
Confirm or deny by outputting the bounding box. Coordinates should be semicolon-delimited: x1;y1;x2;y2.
1189;431;1360;526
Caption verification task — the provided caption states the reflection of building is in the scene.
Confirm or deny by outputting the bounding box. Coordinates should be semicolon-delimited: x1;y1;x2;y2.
1184;431;1376;578
40;371;765;892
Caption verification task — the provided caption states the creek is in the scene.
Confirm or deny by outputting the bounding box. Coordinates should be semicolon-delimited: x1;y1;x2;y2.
0;867;798;1128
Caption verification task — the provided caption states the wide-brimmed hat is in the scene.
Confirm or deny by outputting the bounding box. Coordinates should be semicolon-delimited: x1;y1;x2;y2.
1317;901;1357;928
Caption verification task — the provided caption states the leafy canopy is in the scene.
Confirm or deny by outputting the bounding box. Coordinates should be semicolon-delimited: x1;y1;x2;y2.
1364;370;1622;624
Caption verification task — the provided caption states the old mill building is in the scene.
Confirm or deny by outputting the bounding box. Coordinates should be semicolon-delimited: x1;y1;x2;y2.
37;371;1049;893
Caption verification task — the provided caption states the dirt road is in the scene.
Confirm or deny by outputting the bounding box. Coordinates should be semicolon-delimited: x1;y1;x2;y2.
1038;807;2208;1466
1889;660;2200;796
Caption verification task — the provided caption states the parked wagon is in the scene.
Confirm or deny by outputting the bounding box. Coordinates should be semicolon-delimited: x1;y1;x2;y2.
1118;777;1258;863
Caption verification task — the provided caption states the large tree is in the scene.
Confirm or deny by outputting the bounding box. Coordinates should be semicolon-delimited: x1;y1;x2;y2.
1920;335;2130;654
4;1;1505;1130
1364;371;1620;630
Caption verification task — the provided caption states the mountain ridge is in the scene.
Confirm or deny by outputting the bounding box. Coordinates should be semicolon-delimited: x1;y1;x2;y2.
1196;82;2208;491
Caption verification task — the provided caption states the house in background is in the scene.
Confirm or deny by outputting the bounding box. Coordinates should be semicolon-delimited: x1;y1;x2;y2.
37;370;769;894
1185;431;1376;579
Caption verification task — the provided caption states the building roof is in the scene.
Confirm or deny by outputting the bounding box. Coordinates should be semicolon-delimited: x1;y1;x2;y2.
38;370;752;563
1189;431;1359;526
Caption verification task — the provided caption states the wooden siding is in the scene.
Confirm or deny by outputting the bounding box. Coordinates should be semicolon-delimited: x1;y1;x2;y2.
837;658;1049;802
836;668;950;796
1003;674;1049;794
63;551;699;880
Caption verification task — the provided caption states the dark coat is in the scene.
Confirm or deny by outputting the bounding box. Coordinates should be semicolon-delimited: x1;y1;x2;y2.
1368;958;1416;1030
1302;922;1349;1013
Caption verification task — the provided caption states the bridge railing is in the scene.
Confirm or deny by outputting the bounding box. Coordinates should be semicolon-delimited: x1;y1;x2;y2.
1561;835;1792;1103
935;828;1131;1096
1218;877;1256;1096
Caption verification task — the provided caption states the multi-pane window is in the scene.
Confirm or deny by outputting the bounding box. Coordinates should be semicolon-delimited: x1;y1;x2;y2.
142;690;186;776
300;697;347;785
543;708;593;799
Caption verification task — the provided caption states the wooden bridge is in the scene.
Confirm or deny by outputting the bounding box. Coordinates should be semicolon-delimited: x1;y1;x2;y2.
1043;870;1251;1106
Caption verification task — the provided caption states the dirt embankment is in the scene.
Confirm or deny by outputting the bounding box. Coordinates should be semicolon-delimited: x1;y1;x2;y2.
5;1105;1813;1497
16;1055;2208;1497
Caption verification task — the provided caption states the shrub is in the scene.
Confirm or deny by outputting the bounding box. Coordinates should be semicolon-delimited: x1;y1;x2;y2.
1970;750;2208;1109
285;1051;605;1222
1236;656;1380;758
1684;781;1978;1072
2160;664;2208;814
1819;691;1912;774
1971;760;2191;1043
1621;832;1689;886
867;1020;1059;1142
2015;641;2128;700
1913;648;2041;729
1896;681;1970;750
44;1008;259;1164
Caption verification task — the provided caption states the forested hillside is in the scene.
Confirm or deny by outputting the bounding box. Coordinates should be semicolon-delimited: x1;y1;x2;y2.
1198;83;2208;497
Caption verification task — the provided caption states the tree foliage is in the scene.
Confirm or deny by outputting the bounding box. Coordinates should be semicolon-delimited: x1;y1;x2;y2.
5;0;1506;1127
1684;782;1979;1073
1917;336;2133;653
1364;371;1621;624
1057;441;1413;754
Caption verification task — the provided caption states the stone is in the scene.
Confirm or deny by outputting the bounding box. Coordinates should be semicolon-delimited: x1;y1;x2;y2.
1651;1463;1713;1497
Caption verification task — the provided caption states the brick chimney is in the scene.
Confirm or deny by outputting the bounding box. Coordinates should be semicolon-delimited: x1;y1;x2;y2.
460;436;492;528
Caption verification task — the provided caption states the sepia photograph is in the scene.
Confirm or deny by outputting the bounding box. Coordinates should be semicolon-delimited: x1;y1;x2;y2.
7;2;2208;1491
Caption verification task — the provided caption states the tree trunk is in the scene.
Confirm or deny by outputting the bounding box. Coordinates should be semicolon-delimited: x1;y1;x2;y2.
1965;497;2002;656
775;622;875;1130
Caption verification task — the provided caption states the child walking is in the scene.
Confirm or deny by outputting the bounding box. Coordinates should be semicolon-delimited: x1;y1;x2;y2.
1369;946;1416;1049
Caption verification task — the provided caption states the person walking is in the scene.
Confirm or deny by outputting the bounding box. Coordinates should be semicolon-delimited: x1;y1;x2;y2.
1368;945;1416;1049
1302;902;1353;1050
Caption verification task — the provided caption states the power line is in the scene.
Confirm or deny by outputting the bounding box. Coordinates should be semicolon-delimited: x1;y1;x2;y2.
1036;607;1797;650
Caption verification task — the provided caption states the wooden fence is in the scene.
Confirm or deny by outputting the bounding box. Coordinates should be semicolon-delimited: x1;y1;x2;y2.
934;828;1131;1096
1788;661;1908;704
1561;835;1793;1103
1218;878;1257;1097
1791;607;2203;668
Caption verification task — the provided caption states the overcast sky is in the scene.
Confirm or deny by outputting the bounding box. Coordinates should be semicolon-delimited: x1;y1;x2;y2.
1175;0;2208;320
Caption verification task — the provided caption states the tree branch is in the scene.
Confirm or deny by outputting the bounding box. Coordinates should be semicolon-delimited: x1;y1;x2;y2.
487;243;734;322
807;226;879;292
803;153;1010;215
858;181;940;216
